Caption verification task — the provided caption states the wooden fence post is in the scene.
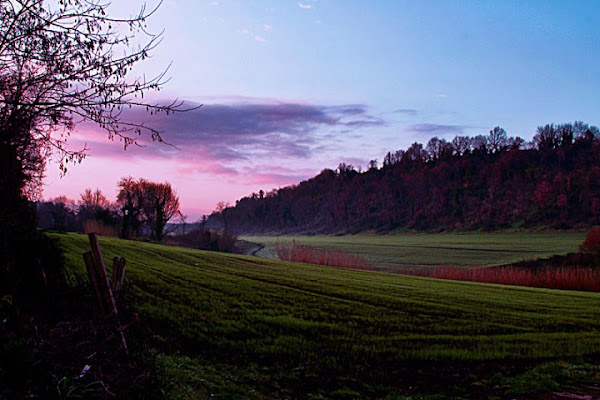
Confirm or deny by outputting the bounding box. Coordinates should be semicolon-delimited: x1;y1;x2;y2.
111;257;126;300
83;251;105;315
85;233;129;356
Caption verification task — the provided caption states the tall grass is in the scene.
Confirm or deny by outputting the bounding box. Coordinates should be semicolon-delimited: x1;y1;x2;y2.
275;241;373;270
409;266;600;292
81;219;118;237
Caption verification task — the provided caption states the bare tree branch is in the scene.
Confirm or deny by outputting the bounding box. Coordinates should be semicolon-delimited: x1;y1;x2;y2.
0;0;199;199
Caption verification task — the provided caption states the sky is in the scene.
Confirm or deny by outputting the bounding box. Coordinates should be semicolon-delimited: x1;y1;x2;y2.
43;0;600;220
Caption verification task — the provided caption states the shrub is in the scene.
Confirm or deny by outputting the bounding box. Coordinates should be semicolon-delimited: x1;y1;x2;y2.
165;229;238;253
580;227;600;254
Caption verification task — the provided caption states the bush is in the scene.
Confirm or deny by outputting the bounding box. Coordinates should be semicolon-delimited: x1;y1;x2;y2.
580;227;600;254
165;229;238;253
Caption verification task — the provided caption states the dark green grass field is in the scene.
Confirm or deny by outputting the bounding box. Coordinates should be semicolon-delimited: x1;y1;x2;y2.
54;233;600;399
242;232;586;271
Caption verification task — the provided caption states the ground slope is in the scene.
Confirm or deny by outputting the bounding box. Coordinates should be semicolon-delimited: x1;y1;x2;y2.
55;233;600;399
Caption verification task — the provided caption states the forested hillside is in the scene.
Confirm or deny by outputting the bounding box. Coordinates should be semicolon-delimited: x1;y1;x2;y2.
216;122;600;233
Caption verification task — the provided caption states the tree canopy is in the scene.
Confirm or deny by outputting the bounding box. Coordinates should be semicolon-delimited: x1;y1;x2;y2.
215;122;600;234
117;177;180;241
0;0;185;201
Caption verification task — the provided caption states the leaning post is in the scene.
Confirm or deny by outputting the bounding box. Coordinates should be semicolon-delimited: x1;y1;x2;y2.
87;233;129;356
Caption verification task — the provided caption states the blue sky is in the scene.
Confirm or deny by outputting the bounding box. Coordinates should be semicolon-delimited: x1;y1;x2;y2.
44;0;600;218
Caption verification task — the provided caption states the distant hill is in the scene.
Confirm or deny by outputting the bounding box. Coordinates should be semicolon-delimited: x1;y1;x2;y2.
214;122;600;234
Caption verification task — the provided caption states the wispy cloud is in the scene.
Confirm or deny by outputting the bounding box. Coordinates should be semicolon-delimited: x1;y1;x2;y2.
408;123;466;136
73;99;384;179
297;2;313;9
48;97;385;216
392;109;418;116
176;163;240;178
240;165;317;186
239;26;270;41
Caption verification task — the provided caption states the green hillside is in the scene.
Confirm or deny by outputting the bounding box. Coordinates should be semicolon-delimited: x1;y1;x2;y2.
55;233;600;399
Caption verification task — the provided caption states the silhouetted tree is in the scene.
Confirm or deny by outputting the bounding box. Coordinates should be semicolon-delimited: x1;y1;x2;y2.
426;137;452;161
117;178;180;240
80;189;110;209
534;124;559;150
117;177;144;239
140;180;180;241
215;201;231;233
507;136;525;150
471;135;489;153
384;151;403;167
556;124;574;147
77;188;119;234
46;196;76;231
452;136;471;156
488;126;508;153
573;121;600;141
404;142;426;163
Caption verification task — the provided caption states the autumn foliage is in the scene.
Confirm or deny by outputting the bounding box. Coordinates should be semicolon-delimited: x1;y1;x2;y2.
276;242;373;270
579;227;600;254
219;122;600;234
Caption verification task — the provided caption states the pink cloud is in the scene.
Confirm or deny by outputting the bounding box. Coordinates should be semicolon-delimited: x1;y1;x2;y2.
64;99;384;165
176;162;240;178
247;173;308;186
239;165;317;186
43;97;385;218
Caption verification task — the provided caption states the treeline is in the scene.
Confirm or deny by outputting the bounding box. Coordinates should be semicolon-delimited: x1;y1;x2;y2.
38;178;180;241
215;122;600;234
38;179;239;252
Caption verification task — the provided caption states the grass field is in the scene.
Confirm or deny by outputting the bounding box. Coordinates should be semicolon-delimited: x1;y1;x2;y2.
242;232;586;271
53;233;600;399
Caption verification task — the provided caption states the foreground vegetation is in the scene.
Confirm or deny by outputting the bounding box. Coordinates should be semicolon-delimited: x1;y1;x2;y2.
243;232;586;271
53;233;600;399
